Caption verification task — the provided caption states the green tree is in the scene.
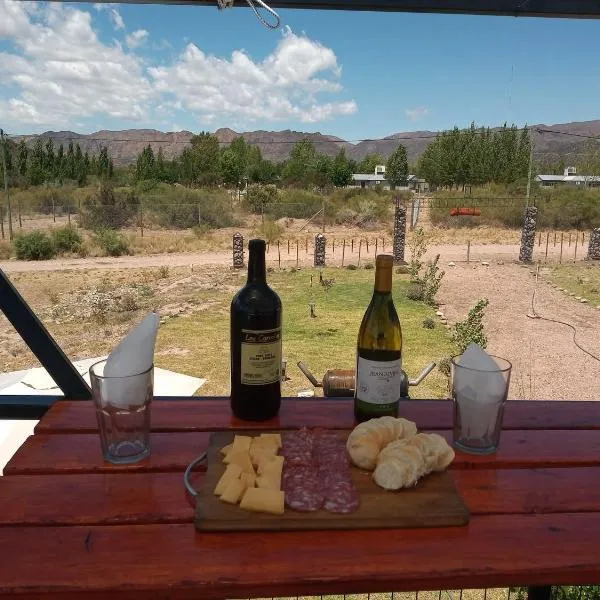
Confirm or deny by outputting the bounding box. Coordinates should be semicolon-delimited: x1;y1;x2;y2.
17;140;28;177
55;145;65;183
156;147;166;181
358;153;384;174
74;143;86;185
229;137;248;180
189;132;220;186
331;148;353;187
314;154;333;188
28;139;46;185
44;138;55;179
283;138;317;186
135;144;156;181
97;147;111;179
386;144;409;188
66;141;75;180
220;148;243;187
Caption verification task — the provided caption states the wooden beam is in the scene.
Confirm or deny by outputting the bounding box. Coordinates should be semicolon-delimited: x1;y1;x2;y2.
39;0;600;19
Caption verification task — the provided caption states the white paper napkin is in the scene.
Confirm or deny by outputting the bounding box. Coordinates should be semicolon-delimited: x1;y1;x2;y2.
98;313;159;409
454;343;506;440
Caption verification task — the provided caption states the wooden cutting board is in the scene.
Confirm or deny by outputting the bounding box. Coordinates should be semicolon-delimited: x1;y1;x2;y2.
195;431;470;531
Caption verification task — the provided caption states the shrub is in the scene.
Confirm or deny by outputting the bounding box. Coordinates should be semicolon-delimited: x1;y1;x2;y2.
14;231;56;260
0;241;12;260
395;265;410;275
422;318;436;329
335;207;358;225
79;183;139;230
421;254;445;306
52;226;83;254
157;266;169;279
406;282;424;301
94;230;131;257
408;228;427;282
364;263;374;270
438;357;452;377
346;264;358;270
256;219;284;243
245;184;279;214
270;189;323;219
451;298;489;353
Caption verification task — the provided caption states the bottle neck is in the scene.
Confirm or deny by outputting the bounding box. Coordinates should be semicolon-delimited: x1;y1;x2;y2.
374;264;392;294
247;245;266;284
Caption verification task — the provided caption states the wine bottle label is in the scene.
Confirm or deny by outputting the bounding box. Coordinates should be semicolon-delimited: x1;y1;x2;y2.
356;357;402;405
240;328;282;386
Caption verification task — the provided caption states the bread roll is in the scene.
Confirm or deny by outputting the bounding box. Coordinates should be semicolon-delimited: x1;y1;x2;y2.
373;433;455;490
346;416;417;470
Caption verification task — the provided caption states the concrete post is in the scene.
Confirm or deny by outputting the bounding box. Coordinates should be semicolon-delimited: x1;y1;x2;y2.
314;233;326;267
588;228;600;260
519;206;538;263
232;232;244;268
393;201;407;264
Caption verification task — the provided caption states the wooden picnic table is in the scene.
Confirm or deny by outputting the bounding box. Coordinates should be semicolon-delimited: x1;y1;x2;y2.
1;398;600;599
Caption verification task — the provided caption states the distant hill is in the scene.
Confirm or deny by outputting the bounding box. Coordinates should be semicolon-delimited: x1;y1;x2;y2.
14;120;600;166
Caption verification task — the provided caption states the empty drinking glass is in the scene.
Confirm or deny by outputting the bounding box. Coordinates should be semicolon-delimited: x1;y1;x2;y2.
451;352;512;455
89;359;153;464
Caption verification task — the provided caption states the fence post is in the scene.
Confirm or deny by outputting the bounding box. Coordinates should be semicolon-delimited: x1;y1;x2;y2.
287;239;290;255
278;244;281;268
17;198;22;229
538;232;541;247
198;204;201;225
67;205;71;226
314;233;326;267
569;233;572;247
0;206;4;240
519;206;538;264
306;237;308;254
332;238;335;254
366;238;369;254
582;232;585;246
554;231;557;247
358;239;362;267
545;232;550;262
342;239;346;267
560;233;564;264
587;228;600;260
382;237;385;252
296;241;299;267
375;238;378;256
52;197;56;223
139;204;144;238
232;232;244;269
351;238;354;252
574;231;579;262
467;240;471;263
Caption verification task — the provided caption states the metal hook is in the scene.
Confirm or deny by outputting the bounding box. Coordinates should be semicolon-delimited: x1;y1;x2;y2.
246;0;281;29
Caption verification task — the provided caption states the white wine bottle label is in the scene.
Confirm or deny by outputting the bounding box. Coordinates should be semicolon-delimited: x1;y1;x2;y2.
356;357;402;404
240;328;282;386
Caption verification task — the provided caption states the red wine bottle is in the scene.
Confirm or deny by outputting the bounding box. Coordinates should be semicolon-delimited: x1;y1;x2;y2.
230;239;282;421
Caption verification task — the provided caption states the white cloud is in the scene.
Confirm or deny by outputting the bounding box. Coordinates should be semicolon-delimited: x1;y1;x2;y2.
405;107;429;121
93;3;125;30
0;1;152;126
149;29;356;123
126;29;149;48
0;1;356;130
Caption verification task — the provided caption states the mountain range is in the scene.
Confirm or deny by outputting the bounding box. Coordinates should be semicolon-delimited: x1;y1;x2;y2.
14;119;600;166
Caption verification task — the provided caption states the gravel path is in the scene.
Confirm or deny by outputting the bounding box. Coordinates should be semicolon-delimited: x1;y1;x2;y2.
438;262;600;401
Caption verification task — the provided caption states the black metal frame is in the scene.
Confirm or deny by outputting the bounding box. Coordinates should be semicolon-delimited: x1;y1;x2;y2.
0;269;91;418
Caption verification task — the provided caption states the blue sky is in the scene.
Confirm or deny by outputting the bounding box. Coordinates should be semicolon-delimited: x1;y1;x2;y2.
1;0;600;139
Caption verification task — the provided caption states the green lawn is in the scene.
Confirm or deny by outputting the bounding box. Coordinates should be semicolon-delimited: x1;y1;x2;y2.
156;267;456;398
545;263;600;307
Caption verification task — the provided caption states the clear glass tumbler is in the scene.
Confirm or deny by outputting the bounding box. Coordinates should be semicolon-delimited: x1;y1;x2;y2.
89;359;153;464
451;355;512;455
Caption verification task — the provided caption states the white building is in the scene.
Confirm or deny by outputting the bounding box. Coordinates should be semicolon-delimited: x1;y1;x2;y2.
350;166;427;192
536;166;600;188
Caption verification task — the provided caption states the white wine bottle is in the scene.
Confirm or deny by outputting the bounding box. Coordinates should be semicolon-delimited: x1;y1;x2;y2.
354;254;403;422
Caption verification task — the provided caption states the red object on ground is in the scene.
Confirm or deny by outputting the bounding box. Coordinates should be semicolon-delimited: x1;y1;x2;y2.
450;207;481;217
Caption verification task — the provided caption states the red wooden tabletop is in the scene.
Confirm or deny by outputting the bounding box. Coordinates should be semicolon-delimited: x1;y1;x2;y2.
1;398;600;599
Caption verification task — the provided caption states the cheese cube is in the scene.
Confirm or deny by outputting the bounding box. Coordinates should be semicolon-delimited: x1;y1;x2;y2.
225;451;255;475
240;472;257;488
220;478;247;504
258;454;283;476
214;464;242;496
239;487;285;515
220;442;233;457
259;433;282;449
256;473;281;491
